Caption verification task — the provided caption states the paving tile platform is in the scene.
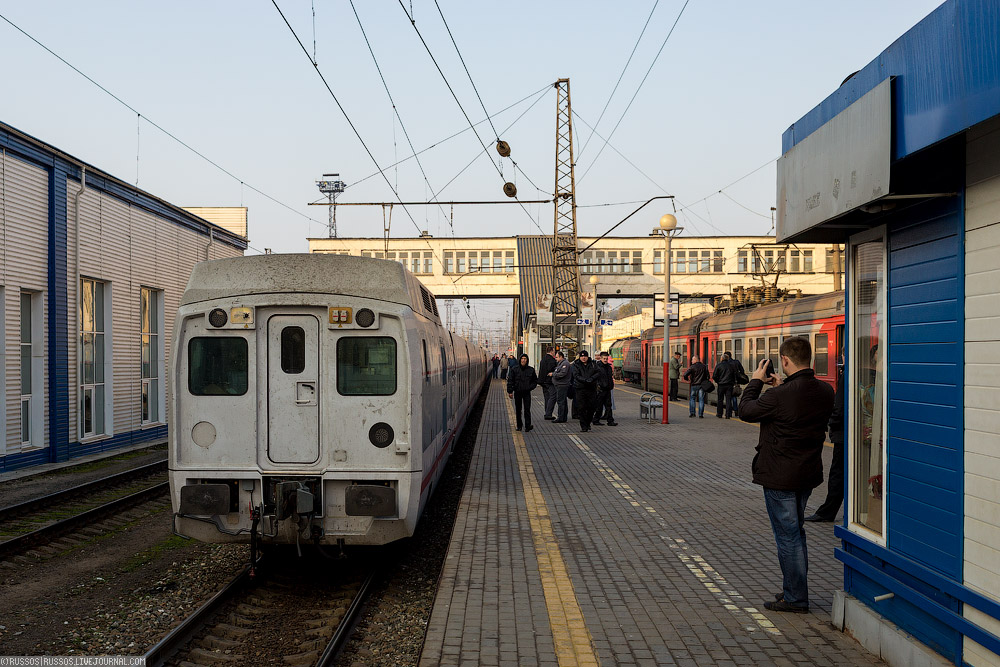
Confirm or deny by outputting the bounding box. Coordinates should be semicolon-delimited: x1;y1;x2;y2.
420;379;883;667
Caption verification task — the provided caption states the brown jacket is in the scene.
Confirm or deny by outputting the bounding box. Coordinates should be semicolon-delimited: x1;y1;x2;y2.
738;369;835;491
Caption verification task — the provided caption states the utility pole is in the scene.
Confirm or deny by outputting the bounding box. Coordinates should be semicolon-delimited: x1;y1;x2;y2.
551;78;583;358
316;173;346;238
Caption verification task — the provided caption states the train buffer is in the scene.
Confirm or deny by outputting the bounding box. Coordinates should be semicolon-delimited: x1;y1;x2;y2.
638;391;663;422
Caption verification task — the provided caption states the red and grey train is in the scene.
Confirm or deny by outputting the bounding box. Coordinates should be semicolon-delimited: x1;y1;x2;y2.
615;291;844;397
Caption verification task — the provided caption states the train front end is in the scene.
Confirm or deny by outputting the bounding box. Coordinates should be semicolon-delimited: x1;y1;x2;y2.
168;255;423;547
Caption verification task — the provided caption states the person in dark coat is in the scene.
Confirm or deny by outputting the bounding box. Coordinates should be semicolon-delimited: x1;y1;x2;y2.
712;352;737;419
739;336;835;614
551;351;572;422
683;355;709;418
730;355;748;415
593;351;618;425
538;347;558;420
499;353;509;380
571;351;602;432
806;363;845;522
506;353;538;432
491;355;500;379
669;351;682;401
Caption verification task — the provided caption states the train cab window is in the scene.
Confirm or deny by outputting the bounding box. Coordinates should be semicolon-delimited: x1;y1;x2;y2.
280;326;306;374
814;334;829;375
337;337;397;396
189;337;248;396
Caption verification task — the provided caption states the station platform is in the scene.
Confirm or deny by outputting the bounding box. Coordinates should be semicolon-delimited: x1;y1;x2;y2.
420;379;881;667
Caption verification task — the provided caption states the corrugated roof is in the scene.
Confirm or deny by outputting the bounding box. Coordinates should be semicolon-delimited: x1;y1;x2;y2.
516;235;553;327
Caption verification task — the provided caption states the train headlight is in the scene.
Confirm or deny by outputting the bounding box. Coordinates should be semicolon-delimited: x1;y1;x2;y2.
368;422;394;448
355;308;376;328
208;308;228;327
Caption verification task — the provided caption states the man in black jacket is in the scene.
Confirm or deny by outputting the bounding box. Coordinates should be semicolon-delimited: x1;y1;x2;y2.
571;351;602;432
806;364;845;522
712;352;737;419
506;354;538;432
683;355;709;418
593;351;618;426
739;336;835;614
538;347;558;420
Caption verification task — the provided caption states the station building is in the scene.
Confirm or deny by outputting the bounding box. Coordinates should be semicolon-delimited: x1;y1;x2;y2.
777;1;1000;664
1;121;246;473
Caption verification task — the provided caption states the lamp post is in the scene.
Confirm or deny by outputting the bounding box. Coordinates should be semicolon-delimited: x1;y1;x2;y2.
589;275;599;352
659;214;680;424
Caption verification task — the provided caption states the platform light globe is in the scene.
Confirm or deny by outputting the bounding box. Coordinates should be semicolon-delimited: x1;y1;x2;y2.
589;275;599;285
659;214;678;231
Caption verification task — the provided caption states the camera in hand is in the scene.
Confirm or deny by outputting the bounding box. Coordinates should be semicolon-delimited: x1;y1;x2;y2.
764;359;775;377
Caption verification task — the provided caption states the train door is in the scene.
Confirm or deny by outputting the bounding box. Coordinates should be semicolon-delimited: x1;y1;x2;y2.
440;345;449;436
267;315;320;464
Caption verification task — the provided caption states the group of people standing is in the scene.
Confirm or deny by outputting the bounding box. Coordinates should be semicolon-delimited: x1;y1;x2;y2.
676;351;749;419
505;348;617;432
491;353;511;380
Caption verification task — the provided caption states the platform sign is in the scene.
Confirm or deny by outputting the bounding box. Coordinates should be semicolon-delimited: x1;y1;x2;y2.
653;293;680;327
600;319;614;326
576;318;592;325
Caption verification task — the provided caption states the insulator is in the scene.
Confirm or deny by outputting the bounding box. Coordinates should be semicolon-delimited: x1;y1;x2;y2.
503;182;517;198
496;140;511;157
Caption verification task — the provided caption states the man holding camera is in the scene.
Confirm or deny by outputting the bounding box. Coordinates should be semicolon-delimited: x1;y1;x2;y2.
738;337;835;614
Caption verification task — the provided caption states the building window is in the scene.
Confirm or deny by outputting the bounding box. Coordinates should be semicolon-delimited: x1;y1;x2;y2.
700;250;711;273
80;278;108;438
851;233;886;537
652;250;663;274
776;250;787;272
423;252;433;274
444;251;455;274
504;250;514;273
713;250;723;273
20;291;39;446
803;249;813;272
790;249;800;272
738;250;748;273
457;251;466;273
480;251;492;273
469;253;479;273
632;251;642;273
140;288;163;424
674;250;686;273
687;252;698;274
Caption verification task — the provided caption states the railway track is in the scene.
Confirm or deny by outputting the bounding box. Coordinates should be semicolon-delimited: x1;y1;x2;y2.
0;462;169;560
144;551;377;666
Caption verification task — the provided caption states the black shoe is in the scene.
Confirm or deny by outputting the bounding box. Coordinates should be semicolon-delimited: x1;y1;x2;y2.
725;416;731;419
689;414;695;418
593;421;603;426
716;414;723;419
553;419;567;423
699;415;704;418
607;421;618;426
525;425;533;432
775;592;784;601
804;514;834;522
764;599;809;614
544;416;555;420
581;427;590;432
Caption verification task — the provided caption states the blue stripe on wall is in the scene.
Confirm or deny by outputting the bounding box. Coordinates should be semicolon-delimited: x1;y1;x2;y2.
887;197;964;582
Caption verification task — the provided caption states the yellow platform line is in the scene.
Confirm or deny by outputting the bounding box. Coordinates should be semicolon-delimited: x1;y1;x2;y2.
503;396;600;667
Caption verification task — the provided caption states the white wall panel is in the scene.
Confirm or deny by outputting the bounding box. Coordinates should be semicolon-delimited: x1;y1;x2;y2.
2;152;49;456
964;115;1000;666
66;188;242;445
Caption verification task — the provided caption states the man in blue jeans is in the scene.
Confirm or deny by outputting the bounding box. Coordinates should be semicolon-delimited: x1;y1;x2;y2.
682;355;708;418
738;337;834;613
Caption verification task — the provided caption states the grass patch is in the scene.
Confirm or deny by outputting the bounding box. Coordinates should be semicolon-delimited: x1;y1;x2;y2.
53;444;166;476
119;533;191;573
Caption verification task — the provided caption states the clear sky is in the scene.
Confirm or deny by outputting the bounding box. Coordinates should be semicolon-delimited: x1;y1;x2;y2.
0;1;945;342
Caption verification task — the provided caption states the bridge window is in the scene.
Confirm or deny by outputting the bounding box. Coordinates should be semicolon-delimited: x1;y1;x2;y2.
444;252;455;274
738;250;748;273
422;252;433;274
505;251;514;272
469;253;478;272
457;251;466;273
790;249;800;272
493;251;503;272
803;250;813;272
674;251;686;273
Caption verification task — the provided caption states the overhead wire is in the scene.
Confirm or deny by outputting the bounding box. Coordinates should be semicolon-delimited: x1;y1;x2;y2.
0;11;332;237
347;83;551;190
349;0;453;234
578;0;693;185
396;0;545;233
577;0;661;161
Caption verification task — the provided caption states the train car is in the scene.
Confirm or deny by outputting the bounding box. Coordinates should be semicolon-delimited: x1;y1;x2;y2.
608;338;634;379
633;292;845;397
168;253;488;548
621;338;643;383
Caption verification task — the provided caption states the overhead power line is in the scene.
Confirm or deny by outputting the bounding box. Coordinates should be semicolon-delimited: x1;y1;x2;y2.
0;11;327;231
577;0;661;161
578;0;693;185
396;0;545;232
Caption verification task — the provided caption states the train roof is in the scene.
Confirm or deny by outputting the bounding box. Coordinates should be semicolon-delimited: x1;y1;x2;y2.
700;290;844;332
640;312;713;340
181;253;440;321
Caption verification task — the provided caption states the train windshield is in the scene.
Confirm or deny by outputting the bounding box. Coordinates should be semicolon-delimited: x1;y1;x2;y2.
337;337;397;396
188;337;249;396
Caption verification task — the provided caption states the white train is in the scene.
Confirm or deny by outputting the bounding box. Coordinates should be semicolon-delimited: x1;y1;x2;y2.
169;253;488;547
